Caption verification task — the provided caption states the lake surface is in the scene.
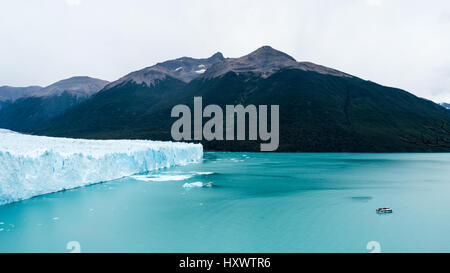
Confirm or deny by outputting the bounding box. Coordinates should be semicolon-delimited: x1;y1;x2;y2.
1;152;450;253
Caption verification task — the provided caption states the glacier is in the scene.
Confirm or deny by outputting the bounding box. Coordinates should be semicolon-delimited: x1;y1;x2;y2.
0;129;203;205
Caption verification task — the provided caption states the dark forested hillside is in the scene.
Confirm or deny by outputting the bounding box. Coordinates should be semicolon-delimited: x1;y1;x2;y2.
39;68;450;152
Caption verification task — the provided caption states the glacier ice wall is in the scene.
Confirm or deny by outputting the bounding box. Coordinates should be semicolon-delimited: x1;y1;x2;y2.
0;129;203;205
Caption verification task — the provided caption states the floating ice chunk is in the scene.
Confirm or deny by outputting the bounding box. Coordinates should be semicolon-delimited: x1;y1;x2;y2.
183;182;204;188
192;171;214;175
182;182;213;188
131;174;193;182
230;158;244;162
0;129;203;205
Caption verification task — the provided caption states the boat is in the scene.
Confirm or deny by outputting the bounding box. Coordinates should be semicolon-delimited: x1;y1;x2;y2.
376;208;393;214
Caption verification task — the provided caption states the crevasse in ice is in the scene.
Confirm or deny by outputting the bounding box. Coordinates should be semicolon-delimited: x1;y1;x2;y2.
0;129;203;205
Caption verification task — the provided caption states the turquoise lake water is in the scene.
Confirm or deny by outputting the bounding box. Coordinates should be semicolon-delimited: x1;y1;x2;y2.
1;152;450;253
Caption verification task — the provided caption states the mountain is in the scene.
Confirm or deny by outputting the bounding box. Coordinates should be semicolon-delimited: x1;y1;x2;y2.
202;45;349;79
38;46;450;152
0;86;42;109
104;52;224;89
27;76;108;98
35;53;225;138
0;76;109;133
440;103;450;109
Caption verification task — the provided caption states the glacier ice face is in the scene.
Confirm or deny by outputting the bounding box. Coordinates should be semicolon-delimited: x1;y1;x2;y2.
0;129;203;205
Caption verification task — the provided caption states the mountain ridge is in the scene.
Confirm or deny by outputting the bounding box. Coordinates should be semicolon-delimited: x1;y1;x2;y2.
440;102;450;109
201;46;351;79
0;76;109;133
104;52;224;90
3;46;449;152
0;86;43;102
27;76;109;98
36;46;450;152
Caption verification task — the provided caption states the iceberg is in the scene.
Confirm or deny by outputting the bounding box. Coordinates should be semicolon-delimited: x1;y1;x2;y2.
182;182;213;188
0;129;203;205
182;182;204;188
131;174;193;182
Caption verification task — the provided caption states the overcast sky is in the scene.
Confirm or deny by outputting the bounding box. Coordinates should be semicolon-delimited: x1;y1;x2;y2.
1;0;450;101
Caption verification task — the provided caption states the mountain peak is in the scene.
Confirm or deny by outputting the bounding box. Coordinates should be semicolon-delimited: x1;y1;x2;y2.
202;46;299;78
28;76;109;98
202;46;350;79
209;52;225;61
247;46;296;62
105;46;350;90
105;53;225;89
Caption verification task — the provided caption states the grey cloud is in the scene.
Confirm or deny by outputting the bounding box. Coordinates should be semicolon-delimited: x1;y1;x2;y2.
0;0;450;101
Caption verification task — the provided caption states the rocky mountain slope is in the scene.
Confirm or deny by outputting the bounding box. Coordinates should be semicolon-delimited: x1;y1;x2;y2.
15;46;450;152
0;77;108;133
